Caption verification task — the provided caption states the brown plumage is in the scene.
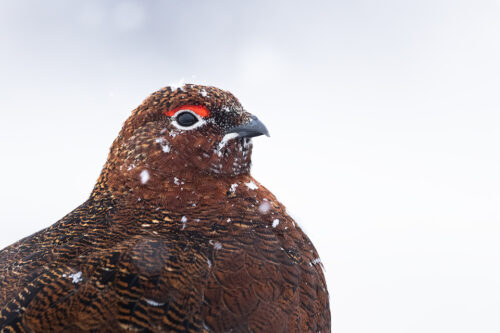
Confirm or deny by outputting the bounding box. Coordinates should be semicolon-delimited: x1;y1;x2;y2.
0;84;330;332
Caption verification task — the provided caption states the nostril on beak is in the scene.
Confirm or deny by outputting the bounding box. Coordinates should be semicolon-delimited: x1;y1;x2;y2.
226;115;270;138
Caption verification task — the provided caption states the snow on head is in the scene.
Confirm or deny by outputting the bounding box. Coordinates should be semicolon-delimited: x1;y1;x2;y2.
155;137;171;153
140;170;150;184
200;88;208;97
272;219;280;228
169;78;185;91
245;181;258;190
218;132;239;150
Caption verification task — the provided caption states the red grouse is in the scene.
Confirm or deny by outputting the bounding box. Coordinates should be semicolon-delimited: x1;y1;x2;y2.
0;84;330;332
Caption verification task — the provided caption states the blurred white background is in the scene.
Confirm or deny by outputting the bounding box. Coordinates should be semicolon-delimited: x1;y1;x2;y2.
1;0;499;332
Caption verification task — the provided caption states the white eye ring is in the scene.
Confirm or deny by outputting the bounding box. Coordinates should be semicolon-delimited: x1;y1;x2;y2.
171;110;206;130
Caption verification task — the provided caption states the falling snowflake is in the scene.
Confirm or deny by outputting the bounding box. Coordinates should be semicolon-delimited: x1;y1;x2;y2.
140;170;150;184
258;202;271;214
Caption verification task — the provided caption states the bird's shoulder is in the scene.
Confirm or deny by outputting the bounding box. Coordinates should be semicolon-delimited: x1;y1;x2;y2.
0;192;329;332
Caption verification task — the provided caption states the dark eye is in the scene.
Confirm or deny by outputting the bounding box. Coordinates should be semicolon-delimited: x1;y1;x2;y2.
176;111;199;127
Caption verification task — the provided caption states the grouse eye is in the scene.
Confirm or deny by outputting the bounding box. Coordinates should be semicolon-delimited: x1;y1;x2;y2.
176;111;199;127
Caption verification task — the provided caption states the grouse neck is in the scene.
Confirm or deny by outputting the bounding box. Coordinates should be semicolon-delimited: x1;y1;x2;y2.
90;172;260;210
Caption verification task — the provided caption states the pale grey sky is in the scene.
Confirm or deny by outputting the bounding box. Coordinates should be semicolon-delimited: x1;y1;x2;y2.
1;1;499;332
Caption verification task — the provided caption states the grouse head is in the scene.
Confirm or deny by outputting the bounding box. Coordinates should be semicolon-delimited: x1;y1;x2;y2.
95;84;269;198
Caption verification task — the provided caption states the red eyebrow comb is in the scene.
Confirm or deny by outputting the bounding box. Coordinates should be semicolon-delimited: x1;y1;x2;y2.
164;105;210;118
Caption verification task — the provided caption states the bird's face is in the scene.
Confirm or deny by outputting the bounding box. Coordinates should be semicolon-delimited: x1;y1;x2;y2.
159;103;268;176
105;84;269;188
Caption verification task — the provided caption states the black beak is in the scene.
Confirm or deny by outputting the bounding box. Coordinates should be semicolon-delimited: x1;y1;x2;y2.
225;115;270;138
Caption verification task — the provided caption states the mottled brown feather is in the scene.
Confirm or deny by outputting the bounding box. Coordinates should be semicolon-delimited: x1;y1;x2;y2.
0;84;330;332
